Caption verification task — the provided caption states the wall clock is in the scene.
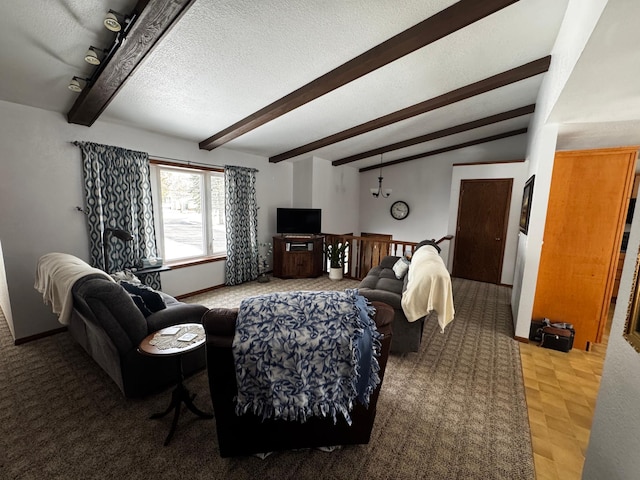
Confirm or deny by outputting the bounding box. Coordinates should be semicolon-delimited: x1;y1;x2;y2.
390;200;410;220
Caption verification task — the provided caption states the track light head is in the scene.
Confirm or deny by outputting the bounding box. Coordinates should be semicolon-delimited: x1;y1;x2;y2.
84;46;103;65
104;10;124;32
68;76;90;93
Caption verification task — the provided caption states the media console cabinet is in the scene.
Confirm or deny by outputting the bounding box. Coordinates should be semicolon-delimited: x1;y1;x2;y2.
273;235;324;279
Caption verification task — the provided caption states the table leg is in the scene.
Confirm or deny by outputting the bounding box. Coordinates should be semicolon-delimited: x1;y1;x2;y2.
150;354;213;446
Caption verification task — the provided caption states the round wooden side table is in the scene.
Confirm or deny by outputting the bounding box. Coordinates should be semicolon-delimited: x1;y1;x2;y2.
138;323;212;446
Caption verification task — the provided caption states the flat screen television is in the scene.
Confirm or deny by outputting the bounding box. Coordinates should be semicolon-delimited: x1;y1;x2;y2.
277;208;322;235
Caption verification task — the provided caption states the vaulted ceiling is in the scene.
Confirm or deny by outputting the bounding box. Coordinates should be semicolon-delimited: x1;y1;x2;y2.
2;0;638;172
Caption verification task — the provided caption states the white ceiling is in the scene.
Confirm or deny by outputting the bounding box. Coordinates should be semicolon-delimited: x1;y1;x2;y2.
551;0;640;151
1;0;637;170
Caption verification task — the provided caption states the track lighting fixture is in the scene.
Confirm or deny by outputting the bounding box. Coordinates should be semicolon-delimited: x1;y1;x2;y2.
104;10;125;32
68;76;90;93
67;9;137;93
84;46;107;65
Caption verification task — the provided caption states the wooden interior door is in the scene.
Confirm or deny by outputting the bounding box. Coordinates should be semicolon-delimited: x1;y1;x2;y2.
452;179;512;284
533;147;637;350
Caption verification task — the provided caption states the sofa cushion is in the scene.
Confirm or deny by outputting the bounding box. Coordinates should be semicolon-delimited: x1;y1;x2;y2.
379;255;402;269
120;281;166;313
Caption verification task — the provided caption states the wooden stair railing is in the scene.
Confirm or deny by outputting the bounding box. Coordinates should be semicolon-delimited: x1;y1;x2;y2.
323;234;454;280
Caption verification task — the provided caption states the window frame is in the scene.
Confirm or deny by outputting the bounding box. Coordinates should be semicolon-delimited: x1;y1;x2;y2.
150;159;226;267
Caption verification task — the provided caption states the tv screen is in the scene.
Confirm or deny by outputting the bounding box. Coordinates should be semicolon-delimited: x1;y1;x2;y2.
277;208;322;235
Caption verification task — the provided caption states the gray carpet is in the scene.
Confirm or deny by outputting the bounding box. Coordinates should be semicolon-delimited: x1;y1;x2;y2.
0;276;534;480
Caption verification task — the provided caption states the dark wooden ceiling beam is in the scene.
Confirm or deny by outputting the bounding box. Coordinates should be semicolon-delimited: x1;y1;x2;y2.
358;128;528;172
271;56;550;163
199;0;521;151
332;104;535;166
67;0;196;126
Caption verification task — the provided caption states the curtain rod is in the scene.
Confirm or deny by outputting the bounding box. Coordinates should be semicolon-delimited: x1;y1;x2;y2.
150;155;260;173
149;155;225;169
72;144;258;172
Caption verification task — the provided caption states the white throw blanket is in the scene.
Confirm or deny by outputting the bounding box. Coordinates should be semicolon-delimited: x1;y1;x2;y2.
34;252;114;325
401;245;455;332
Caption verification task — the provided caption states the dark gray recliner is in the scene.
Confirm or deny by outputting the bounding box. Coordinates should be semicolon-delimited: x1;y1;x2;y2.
69;274;208;397
358;256;425;354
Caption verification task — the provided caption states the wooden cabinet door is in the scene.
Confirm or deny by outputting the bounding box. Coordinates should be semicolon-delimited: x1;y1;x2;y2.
282;252;311;277
533;147;637;350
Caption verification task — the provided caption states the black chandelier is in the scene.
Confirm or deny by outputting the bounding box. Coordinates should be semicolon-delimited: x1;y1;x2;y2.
370;154;392;198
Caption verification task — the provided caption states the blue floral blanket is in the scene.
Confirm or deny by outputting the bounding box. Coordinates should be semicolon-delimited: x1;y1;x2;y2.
232;289;382;425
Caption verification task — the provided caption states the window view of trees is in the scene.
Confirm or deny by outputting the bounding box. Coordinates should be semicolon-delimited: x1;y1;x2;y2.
157;166;226;261
210;175;226;253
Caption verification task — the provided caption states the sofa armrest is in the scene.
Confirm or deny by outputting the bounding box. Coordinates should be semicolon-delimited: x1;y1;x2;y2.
202;308;239;348
369;301;393;336
146;303;209;333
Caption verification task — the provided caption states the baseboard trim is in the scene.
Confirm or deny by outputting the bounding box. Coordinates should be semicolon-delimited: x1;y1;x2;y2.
174;272;279;300
15;326;67;345
175;283;226;300
514;336;530;344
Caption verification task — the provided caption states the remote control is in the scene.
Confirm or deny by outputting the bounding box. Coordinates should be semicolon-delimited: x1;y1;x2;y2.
177;332;197;342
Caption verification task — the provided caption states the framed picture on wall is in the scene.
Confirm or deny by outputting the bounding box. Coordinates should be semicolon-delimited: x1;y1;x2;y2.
519;175;535;234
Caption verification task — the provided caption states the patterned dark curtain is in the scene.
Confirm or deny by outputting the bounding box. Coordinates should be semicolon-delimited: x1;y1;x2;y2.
74;141;161;289
224;165;258;286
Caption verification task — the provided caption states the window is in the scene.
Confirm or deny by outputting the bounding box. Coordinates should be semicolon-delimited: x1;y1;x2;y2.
152;163;226;262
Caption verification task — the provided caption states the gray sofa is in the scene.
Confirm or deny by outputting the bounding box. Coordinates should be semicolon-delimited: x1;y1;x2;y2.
358;256;424;354
358;240;443;354
70;274;208;397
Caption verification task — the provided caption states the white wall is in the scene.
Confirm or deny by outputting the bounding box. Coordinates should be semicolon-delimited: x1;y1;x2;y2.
447;161;528;285
0;240;14;337
511;0;608;339
582;184;640;479
511;123;558;338
288;156;360;235
310;157;360;235
292;159;313;208
0;99;292;340
358;135;529;267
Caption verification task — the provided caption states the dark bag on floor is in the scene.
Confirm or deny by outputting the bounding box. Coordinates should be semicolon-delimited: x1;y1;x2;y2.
529;319;546;342
540;324;575;352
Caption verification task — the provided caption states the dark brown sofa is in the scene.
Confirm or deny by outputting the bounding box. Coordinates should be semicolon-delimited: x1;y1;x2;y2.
202;301;393;457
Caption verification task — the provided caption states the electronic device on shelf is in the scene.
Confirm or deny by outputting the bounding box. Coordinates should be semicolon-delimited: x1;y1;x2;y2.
286;242;314;252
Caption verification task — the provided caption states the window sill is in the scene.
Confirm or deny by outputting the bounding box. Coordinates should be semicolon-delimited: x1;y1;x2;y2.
165;255;227;270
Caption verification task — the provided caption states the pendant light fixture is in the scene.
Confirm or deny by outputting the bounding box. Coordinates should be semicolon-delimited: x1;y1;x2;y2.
370;153;392;198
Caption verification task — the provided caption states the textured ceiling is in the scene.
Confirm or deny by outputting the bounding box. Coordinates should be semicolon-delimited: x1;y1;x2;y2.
4;0;636;170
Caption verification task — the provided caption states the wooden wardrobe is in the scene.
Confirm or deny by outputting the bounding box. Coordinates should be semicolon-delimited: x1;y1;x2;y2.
533;147;638;350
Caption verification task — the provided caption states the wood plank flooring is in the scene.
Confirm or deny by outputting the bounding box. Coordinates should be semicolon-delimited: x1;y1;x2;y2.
519;313;610;479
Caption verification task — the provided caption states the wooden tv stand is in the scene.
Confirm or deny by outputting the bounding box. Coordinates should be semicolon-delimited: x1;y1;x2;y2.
273;235;324;279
